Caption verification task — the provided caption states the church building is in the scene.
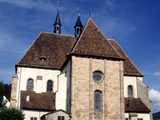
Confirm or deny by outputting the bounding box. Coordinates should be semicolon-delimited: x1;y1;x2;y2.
10;12;152;120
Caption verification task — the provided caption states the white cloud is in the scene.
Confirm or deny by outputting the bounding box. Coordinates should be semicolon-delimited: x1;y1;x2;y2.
0;0;57;11
149;88;160;111
154;72;160;76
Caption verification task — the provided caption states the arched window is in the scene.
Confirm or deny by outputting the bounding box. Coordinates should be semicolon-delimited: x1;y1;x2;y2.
47;80;53;92
128;85;133;97
94;90;102;112
27;78;34;91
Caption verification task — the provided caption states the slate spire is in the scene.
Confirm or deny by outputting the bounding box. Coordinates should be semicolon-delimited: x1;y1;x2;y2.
53;11;61;34
74;14;83;38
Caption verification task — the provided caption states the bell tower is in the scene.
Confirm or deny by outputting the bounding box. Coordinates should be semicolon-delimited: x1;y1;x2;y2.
53;11;61;34
74;14;83;38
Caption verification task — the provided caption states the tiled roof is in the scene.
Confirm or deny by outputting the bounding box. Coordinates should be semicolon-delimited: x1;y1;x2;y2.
109;40;143;77
17;33;75;70
125;97;150;113
17;18;143;77
20;91;55;111
71;18;124;60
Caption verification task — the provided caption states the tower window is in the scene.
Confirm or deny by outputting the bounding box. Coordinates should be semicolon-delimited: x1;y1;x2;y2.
128;85;134;97
56;25;60;33
27;78;34;91
58;116;65;120
47;80;53;92
94;90;102;112
76;27;81;36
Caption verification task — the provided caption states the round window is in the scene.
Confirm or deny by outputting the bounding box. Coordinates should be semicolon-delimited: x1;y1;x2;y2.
93;71;104;82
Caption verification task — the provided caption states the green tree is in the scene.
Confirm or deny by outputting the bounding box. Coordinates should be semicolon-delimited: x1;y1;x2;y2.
0;81;11;107
0;82;5;107
0;108;24;120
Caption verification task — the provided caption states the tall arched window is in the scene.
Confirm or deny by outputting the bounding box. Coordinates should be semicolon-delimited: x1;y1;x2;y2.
27;78;34;91
47;80;53;92
94;90;102;112
128;85;133;97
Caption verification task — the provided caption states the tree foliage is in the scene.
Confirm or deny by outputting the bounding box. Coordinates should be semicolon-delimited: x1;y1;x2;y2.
0;82;5;107
0;82;5;95
153;111;160;120
0;108;24;120
0;81;11;107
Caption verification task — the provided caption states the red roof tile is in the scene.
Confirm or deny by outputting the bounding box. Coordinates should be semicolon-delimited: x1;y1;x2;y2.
16;18;143;77
17;33;75;69
71;18;124;60
20;91;55;111
109;40;143;77
125;97;150;113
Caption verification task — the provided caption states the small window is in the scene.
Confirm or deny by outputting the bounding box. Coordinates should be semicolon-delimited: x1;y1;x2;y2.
138;119;143;120
93;71;104;82
26;96;30;102
27;78;34;91
40;56;47;64
76;27;80;35
30;117;37;120
128;85;133;97
47;80;53;92
58;116;65;120
37;75;43;80
94;90;102;112
56;25;60;32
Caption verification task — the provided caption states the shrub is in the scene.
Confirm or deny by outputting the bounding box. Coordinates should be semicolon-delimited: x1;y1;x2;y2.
0;108;24;120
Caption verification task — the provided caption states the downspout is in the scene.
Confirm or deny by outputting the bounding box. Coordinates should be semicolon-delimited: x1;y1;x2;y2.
55;71;63;93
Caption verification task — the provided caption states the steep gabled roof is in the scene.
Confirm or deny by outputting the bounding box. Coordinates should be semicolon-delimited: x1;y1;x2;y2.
71;18;124;60
16;33;75;70
125;97;150;113
16;18;143;77
109;40;143;77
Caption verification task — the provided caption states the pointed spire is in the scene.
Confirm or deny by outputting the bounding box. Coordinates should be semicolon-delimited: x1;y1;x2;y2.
53;11;61;34
74;14;83;38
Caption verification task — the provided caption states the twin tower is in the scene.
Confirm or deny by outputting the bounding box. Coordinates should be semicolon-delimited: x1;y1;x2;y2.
53;12;83;37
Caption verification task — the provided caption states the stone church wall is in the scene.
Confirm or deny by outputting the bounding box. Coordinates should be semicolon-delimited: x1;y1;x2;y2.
71;56;124;120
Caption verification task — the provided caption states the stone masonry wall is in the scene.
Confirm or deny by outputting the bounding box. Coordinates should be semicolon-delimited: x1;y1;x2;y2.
71;56;124;120
10;75;18;108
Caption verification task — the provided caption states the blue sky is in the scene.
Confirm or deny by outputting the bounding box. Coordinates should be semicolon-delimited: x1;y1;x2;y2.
0;0;160;112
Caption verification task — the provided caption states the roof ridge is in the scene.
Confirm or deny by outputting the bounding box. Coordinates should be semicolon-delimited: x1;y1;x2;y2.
70;18;123;59
70;18;91;53
16;32;42;67
41;32;75;38
109;39;143;76
108;39;124;59
88;19;123;59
